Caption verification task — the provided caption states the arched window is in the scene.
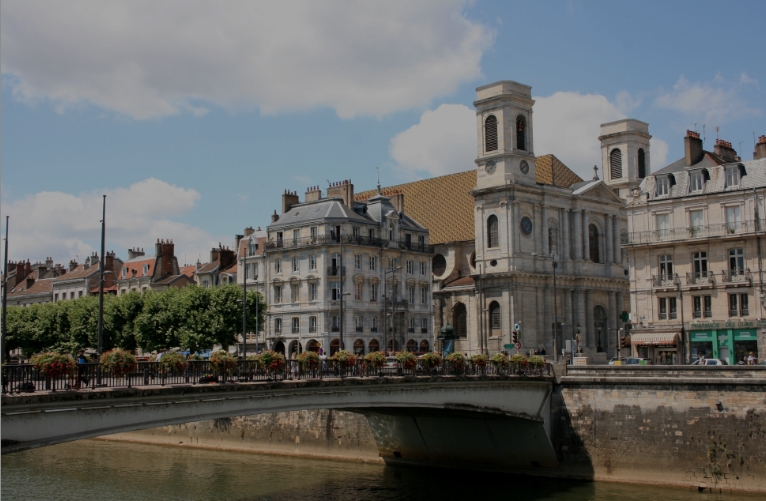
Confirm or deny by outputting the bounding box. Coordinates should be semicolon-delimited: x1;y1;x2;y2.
588;224;600;263
453;303;467;338
489;301;501;333
638;148;646;179
485;115;498;152
516;115;526;151
548;226;559;255
487;215;499;248
594;305;607;351
610;149;623;179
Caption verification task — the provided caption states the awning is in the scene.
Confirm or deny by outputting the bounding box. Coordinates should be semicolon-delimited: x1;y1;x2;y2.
631;332;680;346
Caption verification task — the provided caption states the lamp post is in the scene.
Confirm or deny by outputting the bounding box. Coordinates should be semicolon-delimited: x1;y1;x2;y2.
533;252;559;360
384;266;402;354
1;216;8;365
242;256;247;358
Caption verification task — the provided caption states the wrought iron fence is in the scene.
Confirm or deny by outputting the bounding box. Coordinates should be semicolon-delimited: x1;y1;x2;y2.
623;220;765;246
263;233;433;254
2;359;551;394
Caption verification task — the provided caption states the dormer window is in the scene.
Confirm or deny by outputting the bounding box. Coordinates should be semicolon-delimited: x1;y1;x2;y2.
725;165;740;188
122;268;127;278
689;171;705;192
656;177;669;196
143;264;149;275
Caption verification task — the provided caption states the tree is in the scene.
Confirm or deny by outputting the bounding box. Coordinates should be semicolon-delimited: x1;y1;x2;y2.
133;288;184;351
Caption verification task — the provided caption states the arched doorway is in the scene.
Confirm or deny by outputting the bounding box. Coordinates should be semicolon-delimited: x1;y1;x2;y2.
387;339;400;352
368;339;380;353
306;339;320;352
288;341;302;359
488;301;501;337
594;305;607;352
406;339;416;352
330;339;340;356
353;339;365;355
273;341;285;355
453;302;467;338
419;340;429;353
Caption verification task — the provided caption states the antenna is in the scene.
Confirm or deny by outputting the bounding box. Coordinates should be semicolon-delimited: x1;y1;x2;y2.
715;126;720;140
376;166;381;195
703;124;706;144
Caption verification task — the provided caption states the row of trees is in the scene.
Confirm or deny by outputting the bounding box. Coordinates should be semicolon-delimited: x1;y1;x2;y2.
5;284;265;358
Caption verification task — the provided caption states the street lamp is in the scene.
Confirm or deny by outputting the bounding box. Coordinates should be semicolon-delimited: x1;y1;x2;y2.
384;266;402;354
340;291;351;354
533;252;559;360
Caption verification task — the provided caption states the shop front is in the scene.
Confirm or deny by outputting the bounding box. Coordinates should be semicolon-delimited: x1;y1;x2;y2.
631;332;680;365
689;328;759;365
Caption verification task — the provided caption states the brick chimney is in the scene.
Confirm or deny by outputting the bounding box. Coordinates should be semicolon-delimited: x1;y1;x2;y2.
282;190;299;213
755;135;766;160
234;234;244;251
155;239;163;257
327;180;354;207
25;275;35;289
305;186;322;202
69;260;78;272
128;247;145;260
218;246;236;271
684;130;703;167
89;252;99;267
45;257;54;268
104;251;116;287
244;226;255;237
210;247;220;263
271;210;279;223
714;139;738;163
160;240;175;277
14;261;31;286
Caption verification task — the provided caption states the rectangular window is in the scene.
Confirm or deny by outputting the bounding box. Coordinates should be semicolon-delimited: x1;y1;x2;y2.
292;256;299;272
725;166;740;188
355;254;361;269
202;280;209;288
293;229;300;245
122;268;127;278
420;286;428;304
332;316;339;332
249;243;257;256
704;296;712;317
353;226;360;238
309;316;317;333
729;248;744;275
408;317;415;332
740;293;749;316
729;294;739;317
669;297;677;319
690;171;704;192
54;293;58;301
292;317;300;334
693;296;701;318
309;255;316;270
369;256;376;271
408;285;415;304
389;258;396;271
331;282;340;301
370;283;378;302
656;213;670;237
726;206;741;233
291;283;299;302
274;318;282;334
659;297;668;320
78;291;83;298
355;282;362;300
355;315;363;332
420;261;426;275
418;235;425;251
143;264;149;275
369;229;375;240
406;260;413;274
659;255;673;278
275;259;281;273
309;282;317;301
310;226;317;242
251;263;259;279
274;285;283;304
276;231;283;246
689;210;704;231
421;318;428;332
656;177;669;196
70;292;75;299
692;252;708;279
371;316;378;332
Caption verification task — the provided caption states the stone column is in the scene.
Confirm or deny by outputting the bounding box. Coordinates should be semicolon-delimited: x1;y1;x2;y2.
543;285;552;345
513;202;521;254
561;209;569;261
541;205;549;255
582;210;590;262
605;214;613;266
533;204;541;254
536;286;544;349
573;210;582;261
613;216;621;264
564;288;574;348
608;291;617;358
585;290;594;348
575;289;586;349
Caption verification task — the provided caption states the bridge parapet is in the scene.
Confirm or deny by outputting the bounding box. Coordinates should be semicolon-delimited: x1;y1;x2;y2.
562;365;766;385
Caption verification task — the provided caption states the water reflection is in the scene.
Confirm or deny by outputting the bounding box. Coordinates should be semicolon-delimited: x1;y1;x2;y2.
1;440;757;501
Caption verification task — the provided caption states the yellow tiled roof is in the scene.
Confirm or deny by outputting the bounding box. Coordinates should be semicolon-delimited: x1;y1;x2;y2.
535;154;583;188
355;171;477;245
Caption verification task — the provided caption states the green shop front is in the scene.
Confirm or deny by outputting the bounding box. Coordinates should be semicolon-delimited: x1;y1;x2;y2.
689;327;759;364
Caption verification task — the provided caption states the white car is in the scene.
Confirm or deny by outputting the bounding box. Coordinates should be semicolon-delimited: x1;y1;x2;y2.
692;358;729;366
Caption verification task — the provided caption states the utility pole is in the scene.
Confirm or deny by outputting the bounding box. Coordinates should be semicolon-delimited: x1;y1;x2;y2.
339;229;344;353
552;258;558;362
1;216;9;365
242;256;247;358
97;195;106;356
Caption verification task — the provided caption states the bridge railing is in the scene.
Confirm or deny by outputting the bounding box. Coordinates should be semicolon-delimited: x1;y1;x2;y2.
1;360;551;394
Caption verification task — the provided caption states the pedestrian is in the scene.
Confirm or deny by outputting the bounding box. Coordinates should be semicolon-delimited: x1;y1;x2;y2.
747;351;756;365
75;349;89;390
155;350;165;362
541;348;546;356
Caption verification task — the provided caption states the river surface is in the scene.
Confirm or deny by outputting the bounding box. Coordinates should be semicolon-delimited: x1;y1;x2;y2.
1;440;759;501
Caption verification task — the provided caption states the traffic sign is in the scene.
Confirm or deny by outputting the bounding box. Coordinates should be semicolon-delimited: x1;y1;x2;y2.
514;323;520;331
503;344;515;350
514;342;521;350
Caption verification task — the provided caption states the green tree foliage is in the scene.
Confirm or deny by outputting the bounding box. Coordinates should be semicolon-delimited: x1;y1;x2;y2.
5;284;267;358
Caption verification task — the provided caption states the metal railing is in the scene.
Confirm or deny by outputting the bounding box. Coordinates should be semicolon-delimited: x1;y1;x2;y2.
686;271;715;285
264;233;433;254
721;269;752;284
623;220;765;246
2;360;552;394
652;274;677;287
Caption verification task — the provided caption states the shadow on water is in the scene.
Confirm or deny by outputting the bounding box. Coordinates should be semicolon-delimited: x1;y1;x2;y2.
1;440;758;501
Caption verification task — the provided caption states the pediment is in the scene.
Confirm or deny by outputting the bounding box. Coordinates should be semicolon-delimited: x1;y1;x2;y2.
573;181;623;204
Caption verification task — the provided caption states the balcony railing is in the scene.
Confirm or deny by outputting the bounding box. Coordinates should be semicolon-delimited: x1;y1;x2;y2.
623;220;765;246
264;233;433;253
652;274;677;287
327;266;345;276
721;269;752;284
355;326;363;333
686;271;715;286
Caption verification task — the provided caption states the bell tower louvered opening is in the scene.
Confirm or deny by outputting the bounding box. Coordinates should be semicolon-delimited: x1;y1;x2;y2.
485;115;498;152
516;115;526;151
610;148;623;179
638;148;646;178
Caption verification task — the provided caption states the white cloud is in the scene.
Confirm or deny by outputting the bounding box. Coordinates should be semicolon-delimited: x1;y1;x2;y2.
1;0;493;120
1;178;226;266
389;104;476;177
653;75;762;124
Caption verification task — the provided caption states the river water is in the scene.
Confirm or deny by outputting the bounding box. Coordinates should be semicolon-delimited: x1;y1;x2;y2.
1;440;758;501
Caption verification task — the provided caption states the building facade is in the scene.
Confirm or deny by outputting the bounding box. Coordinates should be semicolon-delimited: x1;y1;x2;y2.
625;131;766;364
116;240;193;294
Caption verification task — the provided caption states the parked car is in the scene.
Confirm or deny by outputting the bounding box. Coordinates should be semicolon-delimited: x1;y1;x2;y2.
624;357;651;365
608;357;627;365
692;358;729;366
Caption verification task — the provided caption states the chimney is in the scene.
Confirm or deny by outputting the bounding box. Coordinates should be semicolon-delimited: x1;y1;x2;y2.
235;234;244;251
684;130;703;167
326;179;354;207
755;135;766;160
128;247;145;260
69;260;78;272
45;257;54;268
210;247;220;263
38;265;47;279
14;261;28;286
155;239;163;257
282;190;300;213
25;276;35;289
714;139;737;163
390;191;404;213
271;210;279;223
104;251;116;287
219;247;236;271
89;252;99;267
161;240;175;277
196;259;201;270
244;226;255;237
305;186;322;202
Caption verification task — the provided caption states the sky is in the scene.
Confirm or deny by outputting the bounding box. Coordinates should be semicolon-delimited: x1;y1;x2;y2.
2;0;765;266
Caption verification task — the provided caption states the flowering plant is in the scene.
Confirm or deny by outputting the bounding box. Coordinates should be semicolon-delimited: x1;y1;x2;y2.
30;352;75;378
470;353;488;367
394;351;417;370
159;352;188;375
510;354;528;366
296;351;320;370
210;350;238;373
420;352;442;368
259;350;286;371
332;350;356;368
364;351;386;368
528;355;546;368
100;349;138;377
491;353;509;366
446;352;465;369
187;353;203;361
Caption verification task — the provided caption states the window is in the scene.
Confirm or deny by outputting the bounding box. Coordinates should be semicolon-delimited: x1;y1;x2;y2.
490;302;501;329
389;258;396;271
274;318;282;334
421;318;428;333
741;294;749;316
405;233;412;249
309;282;317;301
293;229;300;245
656;213;670;237
332;316;339;332
292;256;299;272
355;254;362;269
659;297;677;320
79;291;83;298
669;297;677;319
309;316;317;333
689;210;704;232
610;149;622;179
588;224;600;263
728;294;749;317
275;259;281;273
690;171;705;192
369;229;375;240
408;317;415;333
291;283;299;302
310;226;317;242
726;206;741;232
657;177;669;196
729;248;744;275
485;115;498;152
408;285;415;304
309;255;316;270
331;282;340;301
292;317;300;334
516;115;526;151
251;263;259;279
548;227;559;255
248;242;257;256
692;252;708;279
725;166;740;188
406;260;413;274
202;280;209;288
369;256;376;271
371;316;378;332
659;255;673;278
420;285;428;304
487;215;499;248
276;231;283;246
418;235;425;251
122;268;127;278
355;315;363;332
420;261;426;275
370;283;378;302
693;296;712;318
354;282;362;300
143;264;149;275
54;293;58;301
274;284;283;304
638;148;646;179
353;226;360;238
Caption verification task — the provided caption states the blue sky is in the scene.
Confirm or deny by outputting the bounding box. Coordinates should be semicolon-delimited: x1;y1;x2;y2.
2;0;764;264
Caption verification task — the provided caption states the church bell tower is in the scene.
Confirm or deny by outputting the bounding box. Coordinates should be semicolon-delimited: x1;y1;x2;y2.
474;81;536;189
599;119;651;200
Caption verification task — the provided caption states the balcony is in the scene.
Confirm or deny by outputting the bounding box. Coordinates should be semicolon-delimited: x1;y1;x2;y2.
421;328;428;334
331;326;339;332
327;266;345;277
721;269;752;285
652;274;677;288
264;233;433;254
686;271;715;286
355;326;363;333
692;310;713;319
623;220;764;246
370;327;378;333
408;328;415;333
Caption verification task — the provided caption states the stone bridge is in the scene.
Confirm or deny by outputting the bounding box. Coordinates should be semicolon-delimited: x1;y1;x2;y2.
1;376;557;470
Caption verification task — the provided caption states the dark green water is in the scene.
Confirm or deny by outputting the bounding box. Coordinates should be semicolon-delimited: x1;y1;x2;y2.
1;440;758;501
